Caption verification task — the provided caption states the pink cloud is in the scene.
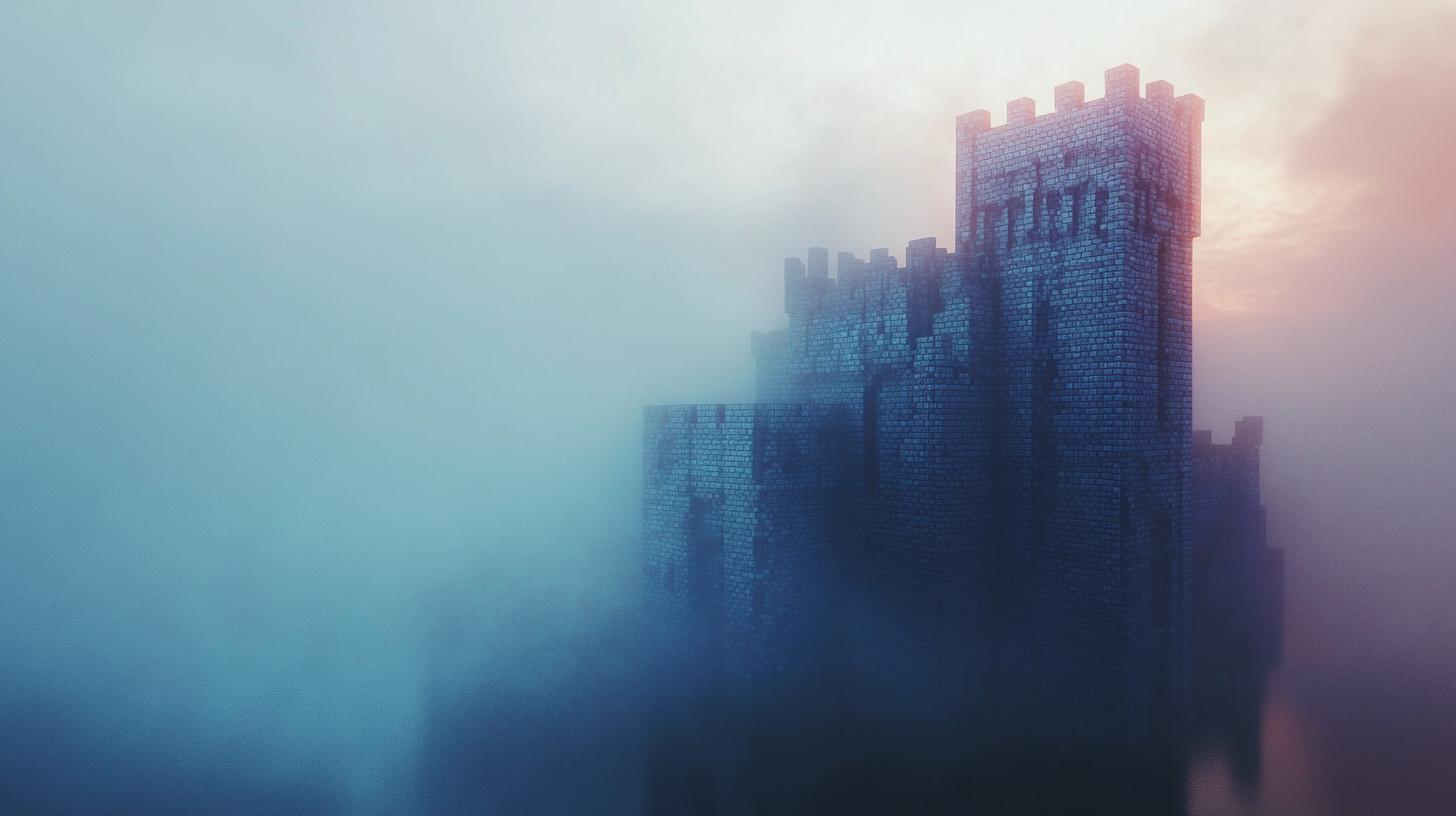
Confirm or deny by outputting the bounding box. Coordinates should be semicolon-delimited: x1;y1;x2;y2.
1197;9;1456;319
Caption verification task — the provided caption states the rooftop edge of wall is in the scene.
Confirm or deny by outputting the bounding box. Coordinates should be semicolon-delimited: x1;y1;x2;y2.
1193;416;1265;454
781;237;950;319
955;63;1205;136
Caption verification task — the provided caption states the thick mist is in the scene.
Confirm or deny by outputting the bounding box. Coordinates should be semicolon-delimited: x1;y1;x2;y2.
1189;20;1456;812
3;2;1453;814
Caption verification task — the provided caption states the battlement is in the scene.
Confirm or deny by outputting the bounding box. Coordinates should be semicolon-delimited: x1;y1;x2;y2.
1193;416;1265;455
958;64;1205;132
783;246;902;285
781;239;944;324
1235;415;1264;449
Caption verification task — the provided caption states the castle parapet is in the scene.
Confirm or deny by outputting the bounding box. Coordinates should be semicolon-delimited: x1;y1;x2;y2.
1105;63;1141;104
905;236;939;271
1234;415;1264;451
777;236;957;344
1146;79;1174;105
1054;80;1084;112
784;251;837;317
807;246;830;280
1007;96;1036;126
838;251;868;288
957;64;1199;131
783;256;806;316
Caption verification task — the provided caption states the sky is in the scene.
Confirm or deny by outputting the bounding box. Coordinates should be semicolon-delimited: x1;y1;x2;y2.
2;1;1454;814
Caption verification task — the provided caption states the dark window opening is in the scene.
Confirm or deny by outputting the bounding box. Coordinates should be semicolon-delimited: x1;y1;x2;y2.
1156;240;1172;429
1070;185;1085;236
1040;357;1058;395
1150;513;1175;722
685;496;723;622
1095;188;1110;237
863;378;881;497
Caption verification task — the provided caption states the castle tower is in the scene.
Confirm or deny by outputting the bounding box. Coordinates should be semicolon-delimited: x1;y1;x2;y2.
956;65;1204;745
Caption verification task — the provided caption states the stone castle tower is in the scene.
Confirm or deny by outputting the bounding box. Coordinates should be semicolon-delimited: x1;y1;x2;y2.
642;65;1276;811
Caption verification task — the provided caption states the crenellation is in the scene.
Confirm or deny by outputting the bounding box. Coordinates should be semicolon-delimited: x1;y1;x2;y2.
836;250;867;287
868;247;897;273
1174;92;1205;122
783;256;806;316
1146;79;1175;104
1104;62;1142;103
956;108;992;134
1233;414;1264;450
1007;96;1037;126
807;246;830;279
1055;79;1086;112
904;236;939;270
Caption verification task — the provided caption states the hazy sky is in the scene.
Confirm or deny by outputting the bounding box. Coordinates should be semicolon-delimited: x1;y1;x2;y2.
2;1;1454;814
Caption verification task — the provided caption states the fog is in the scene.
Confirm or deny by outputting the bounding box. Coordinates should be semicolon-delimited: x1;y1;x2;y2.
2;1;1453;814
1191;20;1456;809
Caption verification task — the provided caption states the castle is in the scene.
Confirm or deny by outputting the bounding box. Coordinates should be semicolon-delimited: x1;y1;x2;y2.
642;65;1281;812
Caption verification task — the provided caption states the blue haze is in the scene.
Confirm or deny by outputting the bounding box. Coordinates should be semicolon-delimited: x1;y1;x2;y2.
4;3;1456;816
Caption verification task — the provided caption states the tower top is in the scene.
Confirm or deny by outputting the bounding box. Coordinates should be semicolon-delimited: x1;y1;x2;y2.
956;64;1205;130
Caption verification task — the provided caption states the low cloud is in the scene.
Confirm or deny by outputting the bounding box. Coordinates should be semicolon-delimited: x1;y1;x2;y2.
1192;12;1456;812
